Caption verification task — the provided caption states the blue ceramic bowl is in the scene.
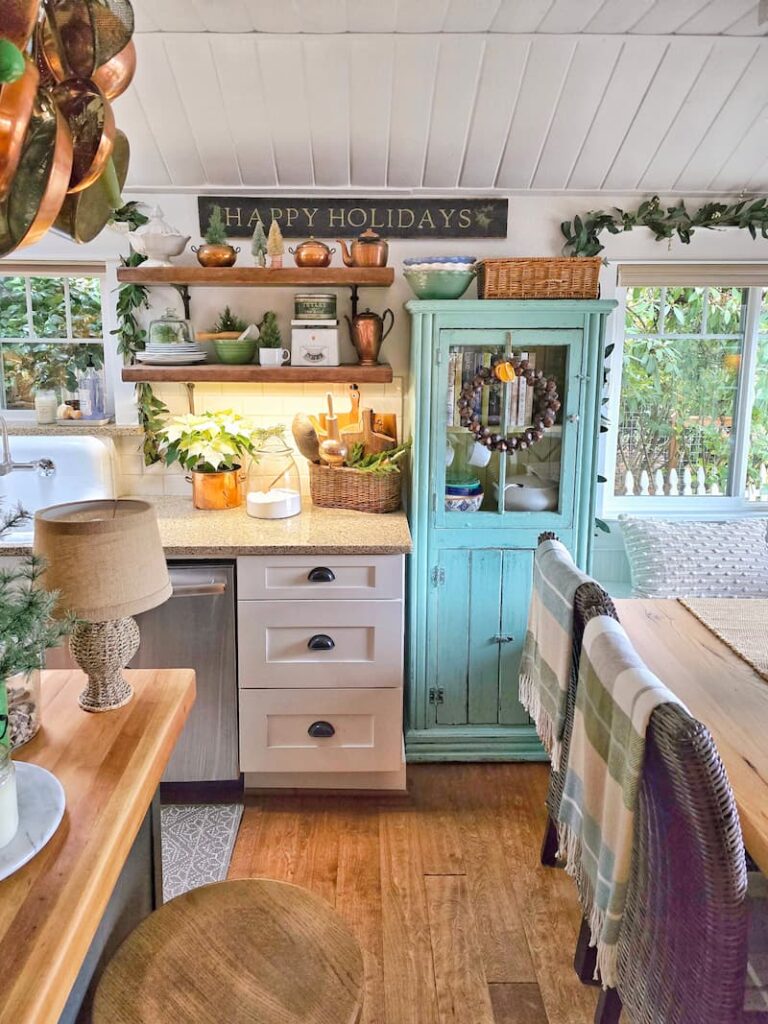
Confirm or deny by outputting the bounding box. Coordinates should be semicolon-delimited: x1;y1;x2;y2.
445;481;482;496
403;268;475;300
403;255;476;266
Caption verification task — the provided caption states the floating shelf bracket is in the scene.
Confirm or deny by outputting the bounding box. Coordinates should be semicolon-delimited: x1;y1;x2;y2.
184;382;195;414
173;284;192;320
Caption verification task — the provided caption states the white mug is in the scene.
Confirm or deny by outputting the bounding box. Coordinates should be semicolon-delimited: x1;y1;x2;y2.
468;441;492;468
259;347;290;366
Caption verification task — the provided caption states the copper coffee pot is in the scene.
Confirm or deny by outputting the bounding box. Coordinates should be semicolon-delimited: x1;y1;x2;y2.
344;308;394;366
337;228;388;268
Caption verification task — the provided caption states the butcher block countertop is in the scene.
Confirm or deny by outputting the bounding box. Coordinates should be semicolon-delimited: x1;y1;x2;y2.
0;668;196;1024
0;497;413;558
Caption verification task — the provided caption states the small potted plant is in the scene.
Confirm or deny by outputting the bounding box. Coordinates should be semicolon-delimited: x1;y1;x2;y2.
192;205;240;268
158;411;257;510
197;307;258;364
251;220;267;267
257;311;289;367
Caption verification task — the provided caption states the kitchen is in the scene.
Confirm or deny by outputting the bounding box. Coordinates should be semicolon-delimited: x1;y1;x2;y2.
2;3;768;1023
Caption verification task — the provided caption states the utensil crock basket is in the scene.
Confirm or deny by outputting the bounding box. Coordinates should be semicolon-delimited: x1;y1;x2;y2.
477;257;601;299
309;463;402;513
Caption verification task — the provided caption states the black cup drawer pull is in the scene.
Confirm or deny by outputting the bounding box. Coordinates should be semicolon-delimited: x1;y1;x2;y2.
308;633;335;651
307;567;335;583
308;721;335;739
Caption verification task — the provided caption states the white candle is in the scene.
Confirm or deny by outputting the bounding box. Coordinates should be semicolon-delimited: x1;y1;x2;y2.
34;391;57;425
0;761;19;850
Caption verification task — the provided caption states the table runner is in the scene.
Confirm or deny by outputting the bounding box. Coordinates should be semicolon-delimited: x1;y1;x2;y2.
679;598;768;681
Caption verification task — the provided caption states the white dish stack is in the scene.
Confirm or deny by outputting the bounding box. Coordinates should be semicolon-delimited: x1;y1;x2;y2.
136;342;207;366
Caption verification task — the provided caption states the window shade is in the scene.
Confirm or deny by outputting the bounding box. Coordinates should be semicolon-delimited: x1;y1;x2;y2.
0;262;106;277
617;264;768;288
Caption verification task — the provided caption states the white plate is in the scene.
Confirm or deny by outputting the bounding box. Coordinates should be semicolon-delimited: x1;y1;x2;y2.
0;761;66;881
135;353;207;365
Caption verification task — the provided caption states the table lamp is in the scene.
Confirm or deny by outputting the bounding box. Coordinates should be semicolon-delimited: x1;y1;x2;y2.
34;500;172;713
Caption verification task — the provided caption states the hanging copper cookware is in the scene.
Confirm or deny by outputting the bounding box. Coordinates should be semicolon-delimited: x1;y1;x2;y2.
92;39;135;100
54;127;127;242
3;0;41;49
51;78;114;193
0;58;40;199
0;89;73;256
40;0;134;81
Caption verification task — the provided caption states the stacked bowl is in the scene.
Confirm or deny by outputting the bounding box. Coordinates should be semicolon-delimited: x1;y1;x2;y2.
403;256;477;300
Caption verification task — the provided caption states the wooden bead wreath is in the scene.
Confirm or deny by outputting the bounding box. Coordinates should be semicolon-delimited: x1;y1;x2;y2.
457;356;561;452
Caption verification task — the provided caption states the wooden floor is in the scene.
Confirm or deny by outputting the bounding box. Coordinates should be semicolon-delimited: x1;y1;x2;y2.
228;763;598;1024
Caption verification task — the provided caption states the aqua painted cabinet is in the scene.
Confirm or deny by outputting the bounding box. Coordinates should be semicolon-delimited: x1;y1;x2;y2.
405;299;617;762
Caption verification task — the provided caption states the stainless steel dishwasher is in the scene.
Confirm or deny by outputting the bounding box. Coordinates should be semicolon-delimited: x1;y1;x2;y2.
131;562;238;784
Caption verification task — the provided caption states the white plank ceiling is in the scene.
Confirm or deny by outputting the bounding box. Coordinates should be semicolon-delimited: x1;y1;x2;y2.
118;0;768;193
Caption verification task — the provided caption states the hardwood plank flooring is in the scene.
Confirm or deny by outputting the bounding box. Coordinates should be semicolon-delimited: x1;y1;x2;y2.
229;764;598;1024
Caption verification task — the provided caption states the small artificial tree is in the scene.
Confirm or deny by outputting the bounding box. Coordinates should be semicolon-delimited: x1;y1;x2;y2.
204;205;228;245
210;306;247;334
267;219;284;269
258;311;282;349
251;220;267;267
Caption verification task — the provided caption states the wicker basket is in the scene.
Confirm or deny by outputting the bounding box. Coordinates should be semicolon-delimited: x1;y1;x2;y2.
476;257;601;299
309;462;402;513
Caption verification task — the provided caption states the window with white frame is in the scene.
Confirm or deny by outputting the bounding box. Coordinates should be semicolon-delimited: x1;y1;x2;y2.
0;266;107;411
604;266;768;512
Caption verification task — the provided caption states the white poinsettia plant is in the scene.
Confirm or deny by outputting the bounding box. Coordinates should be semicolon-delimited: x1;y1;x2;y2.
158;411;258;473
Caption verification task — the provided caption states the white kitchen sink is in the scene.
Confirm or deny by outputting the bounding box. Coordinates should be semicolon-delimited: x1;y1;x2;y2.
0;435;117;546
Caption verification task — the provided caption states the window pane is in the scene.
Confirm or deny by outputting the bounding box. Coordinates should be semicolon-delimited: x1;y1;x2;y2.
1;341;103;409
625;287;661;334
0;276;30;338
615;285;745;498
30;277;67;338
69;276;102;337
663;287;704;334
748;289;768;500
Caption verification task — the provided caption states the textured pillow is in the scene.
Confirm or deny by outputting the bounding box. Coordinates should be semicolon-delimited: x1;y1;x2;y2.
618;516;768;599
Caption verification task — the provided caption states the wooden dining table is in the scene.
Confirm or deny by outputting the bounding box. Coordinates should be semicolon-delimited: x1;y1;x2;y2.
616;598;768;875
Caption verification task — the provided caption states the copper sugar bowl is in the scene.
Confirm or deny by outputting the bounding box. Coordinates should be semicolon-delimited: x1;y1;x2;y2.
191;242;240;268
289;237;336;268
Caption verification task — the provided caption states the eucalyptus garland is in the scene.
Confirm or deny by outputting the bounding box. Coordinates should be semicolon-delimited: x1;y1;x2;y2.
561;195;768;257
458;356;561;452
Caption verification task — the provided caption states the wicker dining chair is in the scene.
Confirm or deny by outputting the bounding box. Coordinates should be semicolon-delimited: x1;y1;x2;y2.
589;702;768;1024
536;532;619;868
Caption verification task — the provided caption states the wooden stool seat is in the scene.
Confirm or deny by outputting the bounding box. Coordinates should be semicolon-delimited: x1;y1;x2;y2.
92;878;364;1024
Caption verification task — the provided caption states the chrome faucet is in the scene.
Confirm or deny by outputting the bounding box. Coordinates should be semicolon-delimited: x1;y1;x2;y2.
0;416;56;477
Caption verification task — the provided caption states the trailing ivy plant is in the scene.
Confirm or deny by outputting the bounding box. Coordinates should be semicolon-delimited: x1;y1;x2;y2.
561;195;768;257
112;203;169;465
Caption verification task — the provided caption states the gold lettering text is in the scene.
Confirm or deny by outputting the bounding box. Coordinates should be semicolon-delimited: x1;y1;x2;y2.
223;206;242;227
369;208;385;229
303;207;318;228
347;207;367;228
285;207;299;228
397;209;415;229
328;208;346;228
439;208;455;228
458;209;471;228
417;210;436;230
247;209;264;228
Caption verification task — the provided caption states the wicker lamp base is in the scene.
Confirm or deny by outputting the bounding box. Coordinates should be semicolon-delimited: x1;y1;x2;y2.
70;617;141;713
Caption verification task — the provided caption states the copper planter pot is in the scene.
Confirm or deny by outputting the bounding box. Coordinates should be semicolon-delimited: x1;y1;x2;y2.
190;468;242;510
192;242;239;268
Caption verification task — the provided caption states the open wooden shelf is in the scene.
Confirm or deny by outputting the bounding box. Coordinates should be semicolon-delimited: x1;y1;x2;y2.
116;266;394;288
121;363;393;384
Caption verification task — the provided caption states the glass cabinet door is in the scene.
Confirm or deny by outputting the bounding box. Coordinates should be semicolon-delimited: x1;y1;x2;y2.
432;328;584;528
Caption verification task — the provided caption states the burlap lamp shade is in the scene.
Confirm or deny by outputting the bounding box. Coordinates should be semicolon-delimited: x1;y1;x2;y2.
34;500;172;712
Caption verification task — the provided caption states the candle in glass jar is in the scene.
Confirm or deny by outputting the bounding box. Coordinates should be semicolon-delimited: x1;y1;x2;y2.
34;390;57;425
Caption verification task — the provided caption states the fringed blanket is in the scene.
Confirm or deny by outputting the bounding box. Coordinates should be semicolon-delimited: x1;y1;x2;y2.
519;539;590;770
556;615;684;988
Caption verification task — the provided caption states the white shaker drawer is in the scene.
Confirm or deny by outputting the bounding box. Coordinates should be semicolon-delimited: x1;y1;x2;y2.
239;687;403;773
238;599;403;688
236;554;403;601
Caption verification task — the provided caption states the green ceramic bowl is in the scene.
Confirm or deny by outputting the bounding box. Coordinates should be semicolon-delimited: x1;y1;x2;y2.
213;338;258;364
403;268;476;300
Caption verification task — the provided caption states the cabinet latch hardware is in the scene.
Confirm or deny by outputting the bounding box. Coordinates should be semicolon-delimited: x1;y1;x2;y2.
308;720;335;738
492;635;515;644
575;372;591;381
428;687;445;705
308;566;335;583
431;566;446;587
308;633;335;651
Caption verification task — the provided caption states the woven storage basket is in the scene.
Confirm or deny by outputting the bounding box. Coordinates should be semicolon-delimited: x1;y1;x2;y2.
309;462;402;513
477;257;601;299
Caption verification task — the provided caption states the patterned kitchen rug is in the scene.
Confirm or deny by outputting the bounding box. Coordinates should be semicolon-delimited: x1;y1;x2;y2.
161;803;244;902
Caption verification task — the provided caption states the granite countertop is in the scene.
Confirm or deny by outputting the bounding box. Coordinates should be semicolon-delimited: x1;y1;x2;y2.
3;422;143;437
0;497;412;557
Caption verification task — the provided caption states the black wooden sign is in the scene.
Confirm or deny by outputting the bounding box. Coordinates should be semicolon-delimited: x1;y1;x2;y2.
197;197;508;239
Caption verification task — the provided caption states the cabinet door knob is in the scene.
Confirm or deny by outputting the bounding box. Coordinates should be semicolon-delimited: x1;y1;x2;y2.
308;633;335;651
567;414;580;424
308;566;335;583
308;720;335;738
492;634;515;644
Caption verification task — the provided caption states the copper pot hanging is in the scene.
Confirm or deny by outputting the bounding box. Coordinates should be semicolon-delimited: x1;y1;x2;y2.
3;0;41;49
40;0;134;81
51;77;115;193
0;58;40;199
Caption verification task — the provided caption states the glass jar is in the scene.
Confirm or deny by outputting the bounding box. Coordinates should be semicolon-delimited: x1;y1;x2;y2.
0;685;19;850
246;438;301;519
34;390;57;425
148;308;193;346
7;668;41;749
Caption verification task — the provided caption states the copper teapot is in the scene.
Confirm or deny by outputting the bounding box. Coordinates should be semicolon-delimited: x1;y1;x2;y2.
288;237;335;268
344;308;394;366
337;229;388;268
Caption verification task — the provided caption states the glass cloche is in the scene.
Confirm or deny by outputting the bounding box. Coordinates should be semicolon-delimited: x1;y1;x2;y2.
246;436;302;519
148;308;194;346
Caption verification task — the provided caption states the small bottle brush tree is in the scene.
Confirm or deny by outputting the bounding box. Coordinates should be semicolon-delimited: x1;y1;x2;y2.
204;205;228;245
258;311;282;349
267;219;284;269
251;220;267;267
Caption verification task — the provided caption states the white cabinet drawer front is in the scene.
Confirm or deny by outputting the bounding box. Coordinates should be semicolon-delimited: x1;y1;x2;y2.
239;687;403;773
238;600;403;688
237;554;403;601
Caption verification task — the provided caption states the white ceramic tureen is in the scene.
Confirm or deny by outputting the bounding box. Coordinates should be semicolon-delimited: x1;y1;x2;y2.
126;206;190;267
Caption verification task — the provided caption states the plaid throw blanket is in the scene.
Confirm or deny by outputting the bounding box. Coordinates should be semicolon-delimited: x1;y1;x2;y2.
556;615;684;988
519;539;590;770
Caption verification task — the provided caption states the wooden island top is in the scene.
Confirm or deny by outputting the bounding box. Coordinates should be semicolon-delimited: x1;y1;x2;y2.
0;668;195;1024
